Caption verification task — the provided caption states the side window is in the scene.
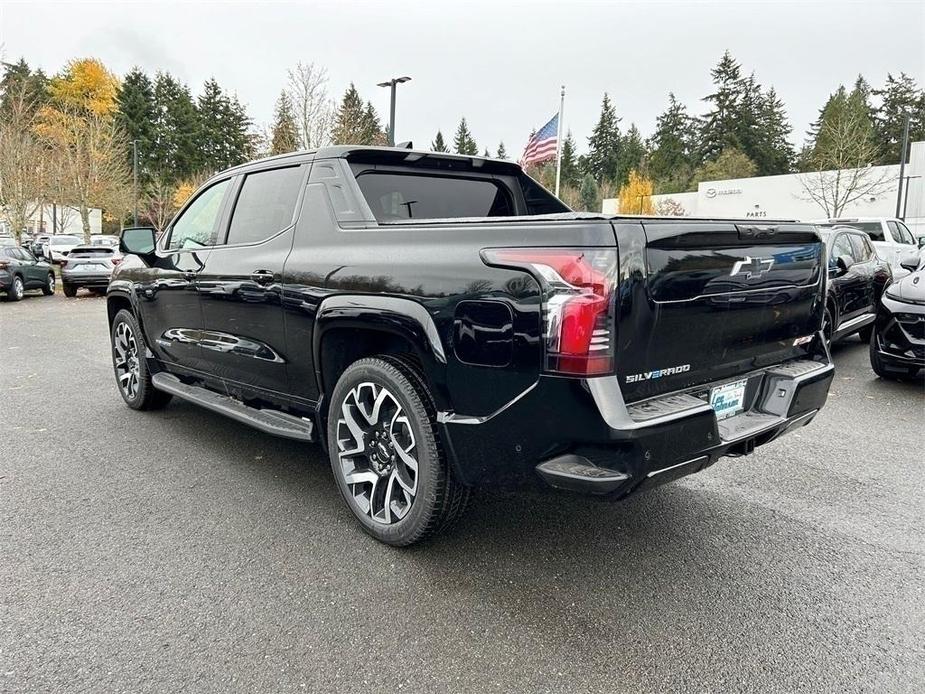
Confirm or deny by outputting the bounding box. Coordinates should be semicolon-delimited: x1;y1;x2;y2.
167;179;230;251
847;234;869;262
225;166;304;245
831;234;853;264
886;221;905;244
896;222;915;245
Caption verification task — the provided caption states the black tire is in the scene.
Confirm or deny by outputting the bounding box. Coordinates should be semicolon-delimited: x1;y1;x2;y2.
857;324;873;343
62;282;77;298
42;272;55;296
868;328;894;379
110;308;172;411
326;355;471;547
7;275;24;301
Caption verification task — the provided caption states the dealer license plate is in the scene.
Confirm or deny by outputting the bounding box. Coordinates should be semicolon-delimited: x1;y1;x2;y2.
709;379;748;420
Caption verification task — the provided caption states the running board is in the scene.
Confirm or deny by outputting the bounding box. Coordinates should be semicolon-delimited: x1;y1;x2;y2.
151;373;314;442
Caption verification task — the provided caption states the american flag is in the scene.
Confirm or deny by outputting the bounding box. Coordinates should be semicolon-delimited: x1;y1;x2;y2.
519;113;559;168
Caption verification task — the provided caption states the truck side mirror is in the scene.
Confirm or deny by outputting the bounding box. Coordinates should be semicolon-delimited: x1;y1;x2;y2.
835;255;853;275
120;227;157;256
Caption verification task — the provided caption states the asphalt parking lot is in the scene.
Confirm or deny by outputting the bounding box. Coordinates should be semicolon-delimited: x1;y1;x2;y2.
1;292;923;693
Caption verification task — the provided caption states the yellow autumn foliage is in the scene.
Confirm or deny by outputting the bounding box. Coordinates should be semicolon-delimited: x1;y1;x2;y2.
48;58;119;117
618;170;654;215
172;181;196;209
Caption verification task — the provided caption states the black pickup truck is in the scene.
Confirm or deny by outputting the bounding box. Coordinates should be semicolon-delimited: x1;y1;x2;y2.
109;146;834;545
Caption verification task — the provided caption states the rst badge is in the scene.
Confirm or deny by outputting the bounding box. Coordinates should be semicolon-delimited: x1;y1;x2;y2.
625;364;691;384
730;255;774;279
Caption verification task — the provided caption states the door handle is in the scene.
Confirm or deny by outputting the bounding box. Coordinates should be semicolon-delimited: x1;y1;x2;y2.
250;270;274;285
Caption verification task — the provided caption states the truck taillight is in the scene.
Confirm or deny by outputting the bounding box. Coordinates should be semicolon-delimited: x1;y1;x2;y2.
111;257;121;265
481;248;618;376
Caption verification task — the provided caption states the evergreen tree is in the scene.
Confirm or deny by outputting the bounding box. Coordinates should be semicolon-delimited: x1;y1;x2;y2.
558;131;579;188
584;93;622;183
699;51;746;163
690;147;757;188
270;91;299;155
431;130;449;152
197;79;252;172
578;173;601;212
152;72;200;182
873;72;925;164
331;84;384;145
453;117;478;155
754;87;795;175
0;58;49;117
648;93;698;193
223;94;254;167
617;124;646;187
117;68;157;184
362;101;386;144
808;84;878;168
496;142;507;159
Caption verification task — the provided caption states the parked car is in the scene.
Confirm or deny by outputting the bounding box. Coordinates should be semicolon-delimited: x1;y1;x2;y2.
869;261;925;380
818;226;893;346
42;234;82;264
90;234;120;248
107;146;835;546
61;245;122;297
30;234;51;258
0;244;56;301
814;217;919;276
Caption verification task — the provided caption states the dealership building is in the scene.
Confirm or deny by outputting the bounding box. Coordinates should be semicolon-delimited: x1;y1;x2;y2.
603;140;924;235
0;203;102;238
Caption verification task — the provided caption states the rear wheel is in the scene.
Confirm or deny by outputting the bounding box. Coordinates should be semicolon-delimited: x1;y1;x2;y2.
822;305;835;347
62;282;77;298
42;273;55;296
327;356;470;546
110;309;172;410
7;276;24;301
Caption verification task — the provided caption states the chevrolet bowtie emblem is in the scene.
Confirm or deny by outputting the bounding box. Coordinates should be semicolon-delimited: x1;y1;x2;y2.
730;255;774;279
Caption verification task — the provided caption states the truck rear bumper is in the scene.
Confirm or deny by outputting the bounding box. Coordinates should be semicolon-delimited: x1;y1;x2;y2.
439;355;834;494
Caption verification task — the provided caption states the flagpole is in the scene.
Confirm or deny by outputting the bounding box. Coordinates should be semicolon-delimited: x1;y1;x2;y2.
554;85;565;199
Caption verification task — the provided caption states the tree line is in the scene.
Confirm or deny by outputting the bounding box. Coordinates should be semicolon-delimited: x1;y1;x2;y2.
1;51;923;242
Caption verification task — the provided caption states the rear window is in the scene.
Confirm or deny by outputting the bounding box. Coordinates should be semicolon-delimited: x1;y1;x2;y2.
356;172;514;222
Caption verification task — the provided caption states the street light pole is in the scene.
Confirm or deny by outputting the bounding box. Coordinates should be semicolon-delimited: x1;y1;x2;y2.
377;76;412;146
895;112;910;218
132;139;139;226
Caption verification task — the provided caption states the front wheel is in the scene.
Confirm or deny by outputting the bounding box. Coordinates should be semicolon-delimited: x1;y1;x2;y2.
110;309;172;410
42;273;55;296
7;276;24;301
822;306;834;347
327;356;470;546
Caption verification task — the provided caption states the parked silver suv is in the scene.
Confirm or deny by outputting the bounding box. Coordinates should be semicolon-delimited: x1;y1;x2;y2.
61;245;122;297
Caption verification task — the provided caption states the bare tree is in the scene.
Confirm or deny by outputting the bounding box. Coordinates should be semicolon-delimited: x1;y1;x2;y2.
36;105;130;242
655;198;688;216
140;175;179;233
286;62;334;149
799;108;895;217
0;84;46;244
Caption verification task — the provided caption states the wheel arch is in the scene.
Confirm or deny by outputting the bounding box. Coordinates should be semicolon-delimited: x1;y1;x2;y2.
313;295;451;417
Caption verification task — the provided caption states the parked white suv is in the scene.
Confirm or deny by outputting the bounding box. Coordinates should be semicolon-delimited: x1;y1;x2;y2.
815;217;922;274
41;234;82;264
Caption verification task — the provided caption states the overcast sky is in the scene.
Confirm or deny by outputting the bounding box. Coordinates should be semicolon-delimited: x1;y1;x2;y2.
1;0;923;157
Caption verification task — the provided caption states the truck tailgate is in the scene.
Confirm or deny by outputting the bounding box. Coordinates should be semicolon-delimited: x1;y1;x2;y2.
617;221;825;402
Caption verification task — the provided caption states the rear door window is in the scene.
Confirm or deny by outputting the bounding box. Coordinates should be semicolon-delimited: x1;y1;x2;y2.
225;166;304;245
355;172;514;222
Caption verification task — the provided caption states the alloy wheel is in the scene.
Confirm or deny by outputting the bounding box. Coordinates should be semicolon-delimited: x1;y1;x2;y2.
12;277;23;300
336;382;419;525
113;321;141;400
